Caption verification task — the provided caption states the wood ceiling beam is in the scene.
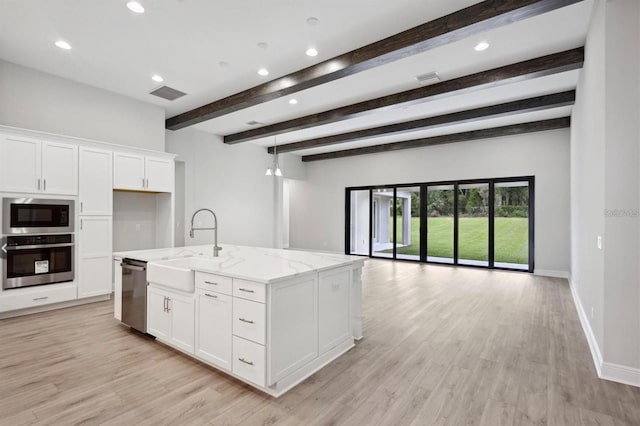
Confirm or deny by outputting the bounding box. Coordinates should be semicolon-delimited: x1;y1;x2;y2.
269;90;575;154
166;0;583;131
301;117;570;162
226;47;583;144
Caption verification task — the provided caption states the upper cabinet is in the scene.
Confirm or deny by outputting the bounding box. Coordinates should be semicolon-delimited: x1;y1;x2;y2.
113;152;172;193
0;135;78;195
79;147;113;215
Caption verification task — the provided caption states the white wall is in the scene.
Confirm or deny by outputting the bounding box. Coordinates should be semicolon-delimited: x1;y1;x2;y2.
571;0;640;382
0;60;165;151
571;0;607;353
112;192;158;251
289;129;571;274
602;0;639;371
165;127;305;248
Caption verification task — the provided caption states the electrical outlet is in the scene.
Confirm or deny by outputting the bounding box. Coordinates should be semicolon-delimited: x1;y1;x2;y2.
597;236;602;249
135;224;141;232
591;307;594;319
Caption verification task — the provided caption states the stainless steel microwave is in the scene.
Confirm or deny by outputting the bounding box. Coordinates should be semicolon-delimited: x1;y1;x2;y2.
2;198;75;235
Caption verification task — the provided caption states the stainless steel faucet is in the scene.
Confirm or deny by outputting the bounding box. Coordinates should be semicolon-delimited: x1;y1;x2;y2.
189;208;222;257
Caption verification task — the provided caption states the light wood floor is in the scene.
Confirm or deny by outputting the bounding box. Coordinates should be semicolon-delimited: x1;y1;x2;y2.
1;260;639;426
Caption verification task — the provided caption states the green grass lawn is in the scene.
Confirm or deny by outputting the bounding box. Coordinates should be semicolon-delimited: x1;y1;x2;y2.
382;217;528;264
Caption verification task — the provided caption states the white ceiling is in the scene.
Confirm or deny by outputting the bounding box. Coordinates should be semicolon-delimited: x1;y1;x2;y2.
0;0;594;157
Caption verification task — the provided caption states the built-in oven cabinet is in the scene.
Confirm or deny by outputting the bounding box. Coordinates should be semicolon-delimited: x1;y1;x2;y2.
78;216;112;298
79;147;113;216
0;134;78;195
0;283;77;313
113;152;173;193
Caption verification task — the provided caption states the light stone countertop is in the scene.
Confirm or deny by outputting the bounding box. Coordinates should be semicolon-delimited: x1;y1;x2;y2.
114;244;366;283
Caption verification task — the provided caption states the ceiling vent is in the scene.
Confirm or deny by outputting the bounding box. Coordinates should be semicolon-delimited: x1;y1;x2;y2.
246;120;265;126
149;86;187;101
415;71;441;85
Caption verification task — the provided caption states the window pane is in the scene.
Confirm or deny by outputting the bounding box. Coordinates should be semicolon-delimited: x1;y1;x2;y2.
458;183;489;266
349;190;370;255
395;187;420;260
372;188;394;258
426;185;454;263
494;181;529;269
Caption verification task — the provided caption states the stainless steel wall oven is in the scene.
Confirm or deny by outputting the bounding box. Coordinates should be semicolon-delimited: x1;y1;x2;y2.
2;198;75;289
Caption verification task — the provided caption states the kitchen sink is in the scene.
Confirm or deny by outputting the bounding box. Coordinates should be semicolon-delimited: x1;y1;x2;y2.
147;256;227;292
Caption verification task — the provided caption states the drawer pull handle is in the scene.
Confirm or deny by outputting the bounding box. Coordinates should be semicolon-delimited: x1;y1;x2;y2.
204;293;218;298
239;318;254;324
204;281;218;285
238;288;254;293
33;296;49;301
238;358;254;366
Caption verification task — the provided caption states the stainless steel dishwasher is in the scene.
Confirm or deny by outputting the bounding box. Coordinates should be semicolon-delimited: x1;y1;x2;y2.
121;258;148;333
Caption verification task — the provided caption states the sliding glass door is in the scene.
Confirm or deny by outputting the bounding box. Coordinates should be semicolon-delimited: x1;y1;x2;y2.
426;185;454;264
348;190;370;256
395;186;421;260
372;188;394;258
345;176;534;272
493;180;530;270
457;182;490;267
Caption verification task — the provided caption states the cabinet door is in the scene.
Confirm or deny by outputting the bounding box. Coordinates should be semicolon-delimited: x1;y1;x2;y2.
196;291;232;370
42;141;78;195
145;156;173;192
169;292;195;354
0;134;41;193
79;147;113;215
147;287;171;340
318;269;351;354
113;152;145;191
78;217;113;298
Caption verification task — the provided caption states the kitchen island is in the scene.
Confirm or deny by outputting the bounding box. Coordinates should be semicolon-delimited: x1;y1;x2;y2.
113;244;365;397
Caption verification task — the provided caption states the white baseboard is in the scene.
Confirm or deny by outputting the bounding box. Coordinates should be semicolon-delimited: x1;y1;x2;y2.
568;279;640;388
569;279;603;375
601;362;640;387
534;269;570;278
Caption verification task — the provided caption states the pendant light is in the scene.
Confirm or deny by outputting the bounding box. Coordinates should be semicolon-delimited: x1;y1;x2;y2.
266;135;283;177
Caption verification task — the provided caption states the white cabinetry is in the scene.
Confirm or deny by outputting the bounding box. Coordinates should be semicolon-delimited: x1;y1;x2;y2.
145;264;360;397
113;152;172;192
78;216;113;298
79;147;113;215
196;288;232;371
147;286;195;354
78;147;113;300
0;135;78;195
318;268;351;355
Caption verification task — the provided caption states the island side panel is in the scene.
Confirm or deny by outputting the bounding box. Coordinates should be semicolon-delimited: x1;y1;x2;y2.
351;266;363;340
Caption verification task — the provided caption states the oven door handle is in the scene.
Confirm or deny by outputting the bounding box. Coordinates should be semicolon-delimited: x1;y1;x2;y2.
5;243;75;251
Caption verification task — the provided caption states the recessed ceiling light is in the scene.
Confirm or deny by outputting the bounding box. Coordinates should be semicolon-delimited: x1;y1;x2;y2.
306;17;319;26
219;61;230;68
257;42;269;49
306;48;318;57
126;1;145;13
289;99;298;105
55;40;72;50
258;68;269;76
152;74;164;83
474;41;490;52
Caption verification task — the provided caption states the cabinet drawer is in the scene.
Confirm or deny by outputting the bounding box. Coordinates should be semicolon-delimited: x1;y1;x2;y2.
195;272;232;295
233;279;265;303
0;284;77;313
232;336;265;387
233;298;266;345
